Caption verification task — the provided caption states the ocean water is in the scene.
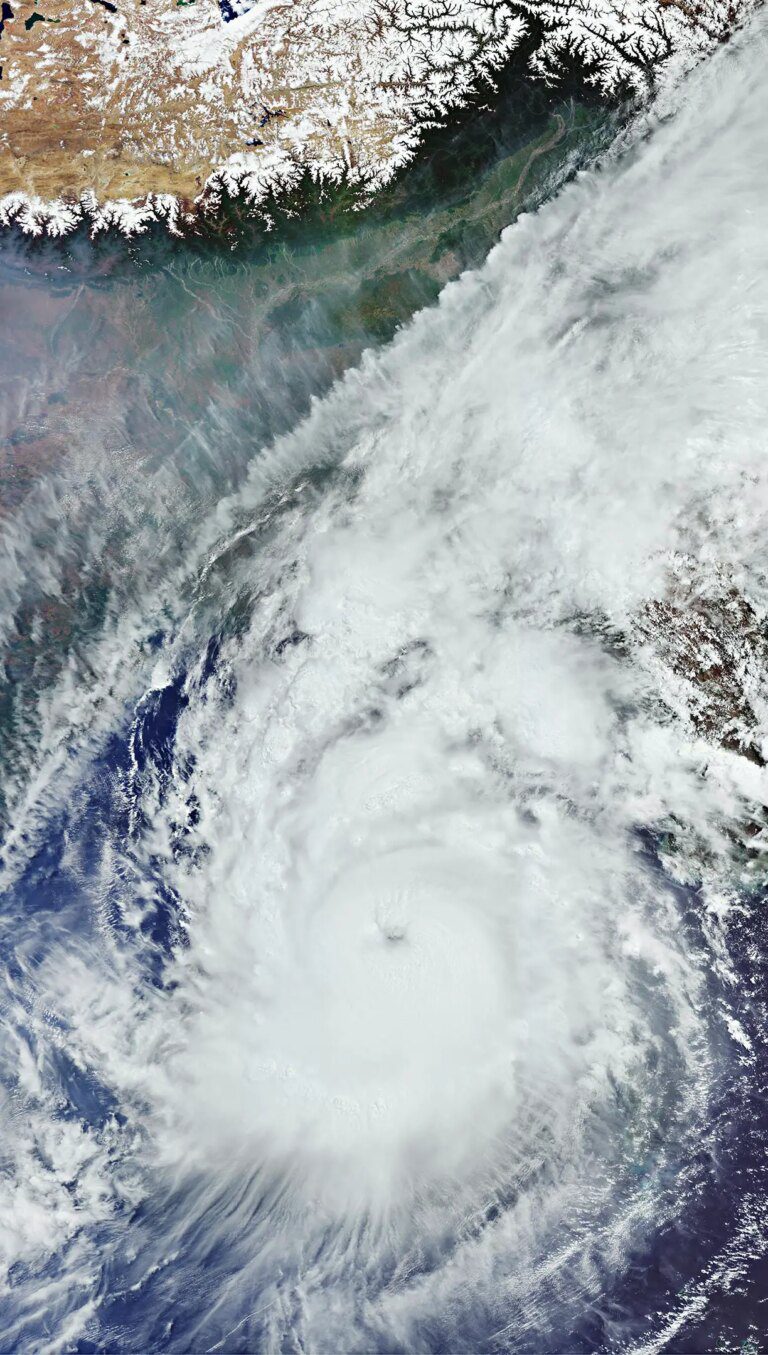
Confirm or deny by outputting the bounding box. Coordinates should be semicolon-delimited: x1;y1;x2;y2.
1;28;768;1355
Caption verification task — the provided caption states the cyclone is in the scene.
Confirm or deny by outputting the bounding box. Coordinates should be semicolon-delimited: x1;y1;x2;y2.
2;16;768;1354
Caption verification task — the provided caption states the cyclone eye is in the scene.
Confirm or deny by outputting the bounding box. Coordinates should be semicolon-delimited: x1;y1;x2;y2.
381;923;407;942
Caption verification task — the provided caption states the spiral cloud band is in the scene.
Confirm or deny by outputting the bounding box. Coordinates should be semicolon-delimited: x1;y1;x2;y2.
2;17;768;1352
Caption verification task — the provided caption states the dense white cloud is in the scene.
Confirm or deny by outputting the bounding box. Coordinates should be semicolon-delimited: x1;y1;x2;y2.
1;15;768;1350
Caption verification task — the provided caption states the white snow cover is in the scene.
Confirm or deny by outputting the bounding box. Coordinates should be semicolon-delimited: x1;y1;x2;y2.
3;21;768;1346
0;0;757;236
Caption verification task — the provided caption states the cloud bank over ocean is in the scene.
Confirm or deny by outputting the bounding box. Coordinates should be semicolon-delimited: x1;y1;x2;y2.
2;15;768;1351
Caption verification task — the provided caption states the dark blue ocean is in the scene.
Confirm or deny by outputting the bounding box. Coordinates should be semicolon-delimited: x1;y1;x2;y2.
2;25;768;1354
